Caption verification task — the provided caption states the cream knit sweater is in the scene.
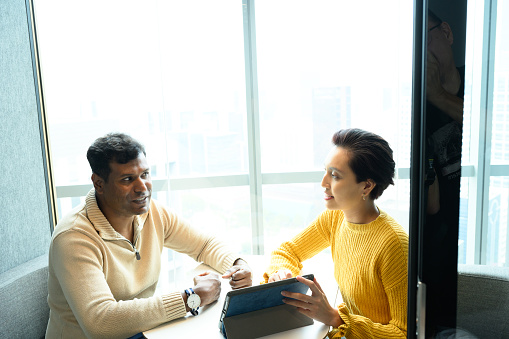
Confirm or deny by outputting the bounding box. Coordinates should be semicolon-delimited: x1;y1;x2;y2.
264;209;408;339
46;189;238;339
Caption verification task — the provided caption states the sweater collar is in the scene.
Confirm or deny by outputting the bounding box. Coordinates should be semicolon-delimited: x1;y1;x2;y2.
85;189;148;240
343;208;387;231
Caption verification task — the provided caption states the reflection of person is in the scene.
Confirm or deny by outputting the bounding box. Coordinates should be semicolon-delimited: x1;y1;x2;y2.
45;133;252;339
425;9;464;216
263;128;408;339
424;9;465;336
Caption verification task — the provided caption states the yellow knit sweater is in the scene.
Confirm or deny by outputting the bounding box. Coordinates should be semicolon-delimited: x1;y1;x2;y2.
264;209;408;339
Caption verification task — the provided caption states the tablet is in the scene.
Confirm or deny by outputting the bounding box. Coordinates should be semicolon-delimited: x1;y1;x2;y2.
218;274;314;338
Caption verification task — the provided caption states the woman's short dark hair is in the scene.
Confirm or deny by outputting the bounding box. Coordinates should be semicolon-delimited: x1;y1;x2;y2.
86;133;146;182
332;128;395;200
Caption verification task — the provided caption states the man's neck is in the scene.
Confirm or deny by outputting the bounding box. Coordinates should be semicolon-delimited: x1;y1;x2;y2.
441;65;461;96
111;218;135;243
96;196;135;242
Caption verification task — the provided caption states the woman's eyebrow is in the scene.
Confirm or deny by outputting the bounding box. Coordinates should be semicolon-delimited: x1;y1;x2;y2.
327;166;343;173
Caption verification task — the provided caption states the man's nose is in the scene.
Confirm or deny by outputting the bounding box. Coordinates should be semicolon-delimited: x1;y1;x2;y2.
134;177;149;192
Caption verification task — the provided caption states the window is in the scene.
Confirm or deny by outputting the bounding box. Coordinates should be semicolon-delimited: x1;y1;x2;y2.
461;0;509;266
34;0;413;270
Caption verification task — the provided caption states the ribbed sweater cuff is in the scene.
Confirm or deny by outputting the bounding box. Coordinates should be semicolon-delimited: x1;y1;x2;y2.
335;303;350;337
220;255;237;274
161;292;187;321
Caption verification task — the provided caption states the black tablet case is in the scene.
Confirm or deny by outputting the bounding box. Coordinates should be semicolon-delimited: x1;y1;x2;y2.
219;274;314;339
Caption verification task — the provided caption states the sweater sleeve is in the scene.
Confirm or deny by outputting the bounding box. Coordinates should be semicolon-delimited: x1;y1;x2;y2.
263;211;332;282
49;230;186;339
159;206;237;274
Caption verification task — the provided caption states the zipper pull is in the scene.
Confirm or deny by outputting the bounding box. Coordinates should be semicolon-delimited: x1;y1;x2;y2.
135;248;141;260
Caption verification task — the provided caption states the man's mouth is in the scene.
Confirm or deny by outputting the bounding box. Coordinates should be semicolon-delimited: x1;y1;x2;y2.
133;196;149;203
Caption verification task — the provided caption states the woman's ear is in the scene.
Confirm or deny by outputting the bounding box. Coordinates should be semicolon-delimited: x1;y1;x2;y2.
363;179;377;198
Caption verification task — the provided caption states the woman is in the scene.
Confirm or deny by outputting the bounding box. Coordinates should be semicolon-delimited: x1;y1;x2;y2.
264;128;408;338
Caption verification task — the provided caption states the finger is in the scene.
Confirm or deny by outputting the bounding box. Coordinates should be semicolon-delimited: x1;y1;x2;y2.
230;277;252;289
281;291;310;303
296;276;322;296
269;272;281;282
222;267;240;279
278;270;292;280
282;297;313;310
313;278;325;293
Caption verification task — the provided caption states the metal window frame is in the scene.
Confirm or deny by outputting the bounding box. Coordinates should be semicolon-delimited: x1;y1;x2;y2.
464;0;499;265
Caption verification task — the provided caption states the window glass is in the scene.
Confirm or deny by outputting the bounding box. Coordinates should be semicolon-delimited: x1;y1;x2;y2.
35;0;413;263
169;187;252;255
263;183;325;251
491;0;509;165
486;0;509;266
263;180;410;253
486;176;509;266
255;0;414;173
35;0;247;189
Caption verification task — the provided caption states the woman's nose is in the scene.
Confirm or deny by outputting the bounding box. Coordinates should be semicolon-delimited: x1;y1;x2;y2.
321;173;329;188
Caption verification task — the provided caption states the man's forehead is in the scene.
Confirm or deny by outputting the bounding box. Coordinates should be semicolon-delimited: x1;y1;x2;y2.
109;155;149;172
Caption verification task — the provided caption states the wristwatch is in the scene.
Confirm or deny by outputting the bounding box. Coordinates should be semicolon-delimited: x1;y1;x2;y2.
185;288;201;316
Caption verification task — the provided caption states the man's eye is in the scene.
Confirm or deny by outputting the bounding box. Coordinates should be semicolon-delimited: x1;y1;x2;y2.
122;177;132;181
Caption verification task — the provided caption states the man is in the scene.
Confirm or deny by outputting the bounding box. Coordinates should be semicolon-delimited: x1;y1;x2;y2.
46;133;252;338
424;9;465;336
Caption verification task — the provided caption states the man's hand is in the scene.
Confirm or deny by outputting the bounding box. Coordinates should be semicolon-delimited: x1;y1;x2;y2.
281;276;343;327
192;272;221;307
268;269;293;282
222;258;253;289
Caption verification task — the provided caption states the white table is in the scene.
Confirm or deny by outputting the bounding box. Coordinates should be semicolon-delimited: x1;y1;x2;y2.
145;254;340;338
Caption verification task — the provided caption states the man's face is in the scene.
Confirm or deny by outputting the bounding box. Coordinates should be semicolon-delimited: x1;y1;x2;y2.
427;20;454;67
95;153;152;219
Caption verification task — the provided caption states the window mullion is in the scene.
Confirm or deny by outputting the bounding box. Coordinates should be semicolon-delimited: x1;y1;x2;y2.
242;0;264;255
475;0;498;265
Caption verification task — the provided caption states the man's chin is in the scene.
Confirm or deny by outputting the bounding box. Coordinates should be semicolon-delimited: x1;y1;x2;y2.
132;198;151;214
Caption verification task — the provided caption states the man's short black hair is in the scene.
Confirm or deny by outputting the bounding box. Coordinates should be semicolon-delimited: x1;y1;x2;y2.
86;133;146;182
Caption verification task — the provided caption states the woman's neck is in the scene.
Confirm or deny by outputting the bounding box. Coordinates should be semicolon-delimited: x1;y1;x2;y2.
343;202;380;225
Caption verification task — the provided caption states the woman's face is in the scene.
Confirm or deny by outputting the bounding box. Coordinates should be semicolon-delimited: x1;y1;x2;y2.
321;146;366;211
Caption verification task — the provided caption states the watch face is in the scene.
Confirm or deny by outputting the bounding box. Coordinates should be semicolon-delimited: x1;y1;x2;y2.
187;293;201;309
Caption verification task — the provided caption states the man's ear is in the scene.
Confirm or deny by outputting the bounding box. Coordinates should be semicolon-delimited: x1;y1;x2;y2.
363;179;377;197
441;22;454;45
92;173;105;194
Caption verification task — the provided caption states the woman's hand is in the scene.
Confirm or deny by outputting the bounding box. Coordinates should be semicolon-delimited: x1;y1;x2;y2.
281;276;344;327
268;269;293;282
